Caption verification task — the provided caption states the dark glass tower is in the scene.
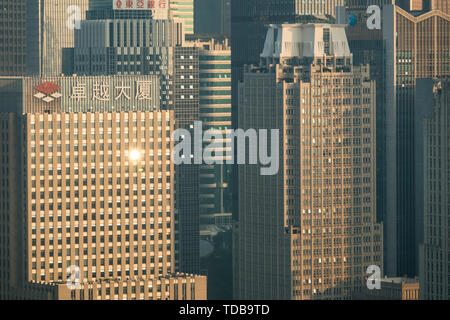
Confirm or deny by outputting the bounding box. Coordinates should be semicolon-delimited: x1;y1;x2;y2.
343;0;393;277
194;0;231;36
0;0;26;75
173;46;201;274
230;2;296;297
230;0;296;231
230;0;336;204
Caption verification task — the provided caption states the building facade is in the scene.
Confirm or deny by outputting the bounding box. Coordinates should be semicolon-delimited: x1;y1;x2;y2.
0;112;21;299
187;37;232;238
231;0;343;96
0;75;162;114
87;0;165;19
24;111;174;282
194;0;230;36
354;277;420;300
26;0;90;76
65;18;183;110
71;19;182;76
0;109;207;300
0;73;207;300
10;273;206;300
383;5;450;277
230;1;338;239
397;0;450;13
0;0;27;75
342;0;396;276
416;79;449;300
63;4;203;275
234;24;383;300
430;0;450;13
172;46;201;274
170;0;194;35
231;0;343;130
296;0;344;17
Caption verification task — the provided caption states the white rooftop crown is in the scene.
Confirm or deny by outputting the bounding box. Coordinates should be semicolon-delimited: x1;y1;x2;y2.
261;23;351;59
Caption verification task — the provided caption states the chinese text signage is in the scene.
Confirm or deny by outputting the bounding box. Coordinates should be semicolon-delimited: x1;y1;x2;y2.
113;0;168;19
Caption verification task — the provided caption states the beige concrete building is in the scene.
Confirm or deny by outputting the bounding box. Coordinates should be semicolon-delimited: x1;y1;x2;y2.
25;111;174;283
234;23;383;300
0;77;207;299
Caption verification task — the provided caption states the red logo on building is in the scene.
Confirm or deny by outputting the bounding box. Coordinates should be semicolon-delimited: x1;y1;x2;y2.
34;82;62;103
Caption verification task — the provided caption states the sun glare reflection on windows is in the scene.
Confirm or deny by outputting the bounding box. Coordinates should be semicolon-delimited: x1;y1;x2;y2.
129;149;141;162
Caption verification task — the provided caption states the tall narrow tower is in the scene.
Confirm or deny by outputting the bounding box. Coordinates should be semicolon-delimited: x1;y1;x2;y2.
383;4;450;277
234;24;383;299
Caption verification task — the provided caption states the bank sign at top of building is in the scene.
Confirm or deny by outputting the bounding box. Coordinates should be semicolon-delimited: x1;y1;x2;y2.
113;0;169;19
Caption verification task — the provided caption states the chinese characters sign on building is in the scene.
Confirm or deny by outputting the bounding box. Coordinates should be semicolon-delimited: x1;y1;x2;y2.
24;76;161;114
113;0;168;19
69;80;153;101
27;76;161;114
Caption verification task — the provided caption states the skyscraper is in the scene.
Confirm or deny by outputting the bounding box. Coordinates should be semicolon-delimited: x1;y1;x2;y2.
234;23;383;300
0;0;27;75
26;0;90;76
383;4;450;277
0;75;162;114
416;78;449;300
187;36;232;238
231;0;342;103
230;1;339;243
87;0;166;18
230;2;297;269
354;276;420;300
170;0;194;35
173;46;201;274
0;75;207;300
